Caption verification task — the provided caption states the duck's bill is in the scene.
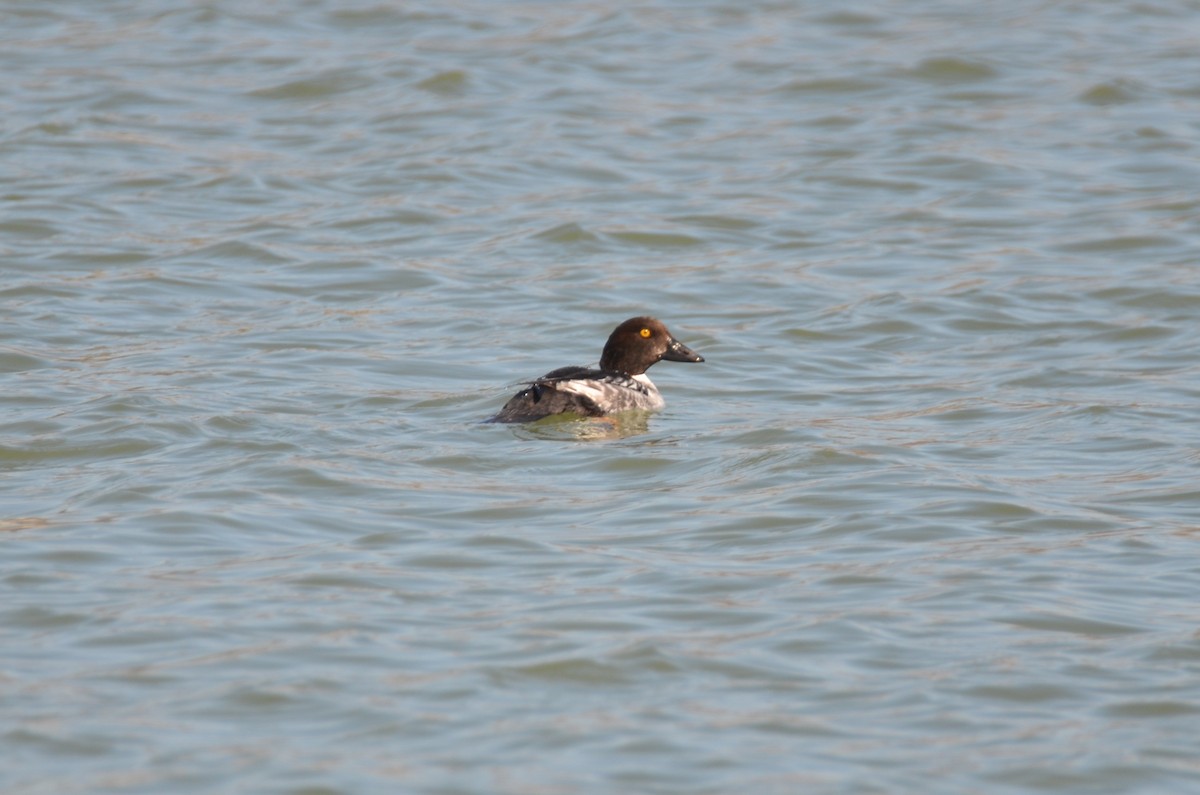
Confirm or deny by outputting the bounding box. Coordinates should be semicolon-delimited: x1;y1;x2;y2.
663;337;704;363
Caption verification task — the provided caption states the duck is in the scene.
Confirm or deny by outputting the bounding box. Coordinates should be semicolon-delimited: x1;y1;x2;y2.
488;316;704;423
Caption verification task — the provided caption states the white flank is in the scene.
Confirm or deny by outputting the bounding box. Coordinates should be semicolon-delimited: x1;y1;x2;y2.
557;373;664;413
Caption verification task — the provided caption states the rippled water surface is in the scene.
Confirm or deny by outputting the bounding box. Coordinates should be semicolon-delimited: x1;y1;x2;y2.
5;2;1200;793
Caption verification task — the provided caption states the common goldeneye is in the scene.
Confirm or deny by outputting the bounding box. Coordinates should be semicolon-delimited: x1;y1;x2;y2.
488;316;705;423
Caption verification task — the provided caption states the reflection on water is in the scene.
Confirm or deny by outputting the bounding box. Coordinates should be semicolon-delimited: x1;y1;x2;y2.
505;411;656;442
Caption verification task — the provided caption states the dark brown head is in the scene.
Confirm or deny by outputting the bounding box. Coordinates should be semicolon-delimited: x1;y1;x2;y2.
598;317;704;376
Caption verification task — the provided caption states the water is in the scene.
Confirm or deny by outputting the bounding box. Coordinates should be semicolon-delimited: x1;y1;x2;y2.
4;1;1200;793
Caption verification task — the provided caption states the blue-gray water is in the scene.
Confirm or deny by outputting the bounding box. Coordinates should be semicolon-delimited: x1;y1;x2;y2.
4;2;1200;793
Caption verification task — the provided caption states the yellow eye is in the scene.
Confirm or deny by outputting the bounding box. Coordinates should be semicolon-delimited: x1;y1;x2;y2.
640;328;651;338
